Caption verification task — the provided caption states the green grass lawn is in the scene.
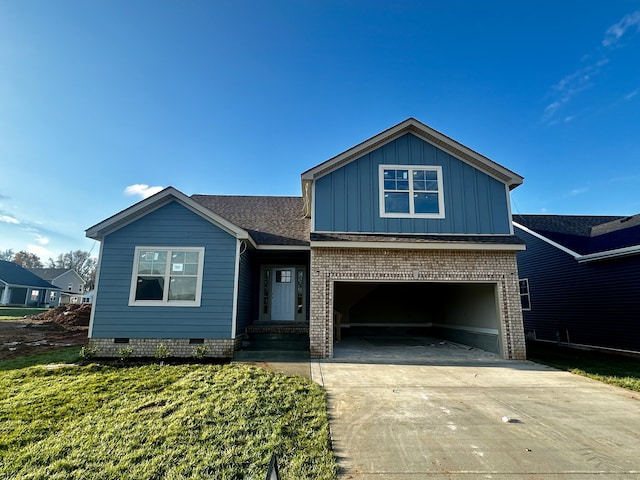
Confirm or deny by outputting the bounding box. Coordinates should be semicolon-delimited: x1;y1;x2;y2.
527;341;640;392
0;350;337;480
0;307;47;320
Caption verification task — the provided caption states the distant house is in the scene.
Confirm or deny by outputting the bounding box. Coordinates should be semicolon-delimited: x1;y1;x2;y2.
0;260;61;307
28;268;86;305
86;118;527;360
514;214;640;354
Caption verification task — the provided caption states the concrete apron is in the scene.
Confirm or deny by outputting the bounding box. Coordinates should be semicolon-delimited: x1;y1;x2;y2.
311;336;640;479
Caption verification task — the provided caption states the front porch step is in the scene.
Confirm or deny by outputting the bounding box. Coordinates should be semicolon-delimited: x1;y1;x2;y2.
246;322;309;335
233;350;310;361
233;332;310;362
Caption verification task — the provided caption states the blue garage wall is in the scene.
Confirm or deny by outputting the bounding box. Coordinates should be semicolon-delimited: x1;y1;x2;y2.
92;201;238;339
314;133;511;234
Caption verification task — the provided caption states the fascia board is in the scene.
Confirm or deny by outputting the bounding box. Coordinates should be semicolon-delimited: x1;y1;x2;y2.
578;245;640;263
86;187;255;246
514;221;640;263
310;241;525;251
513;222;581;258
255;245;311;251
301;118;523;189
4;282;61;290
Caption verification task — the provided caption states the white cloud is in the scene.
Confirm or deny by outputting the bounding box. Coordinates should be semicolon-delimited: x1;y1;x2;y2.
603;11;640;47
542;59;610;124
543;10;640;125
35;235;49;245
28;244;52;257
0;215;20;224
624;89;638;101
565;187;589;197
124;184;164;199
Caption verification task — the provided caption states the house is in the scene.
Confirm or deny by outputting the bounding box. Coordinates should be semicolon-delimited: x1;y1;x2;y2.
86;118;527;359
0;260;61;307
514;214;640;354
28;268;86;305
76;289;95;305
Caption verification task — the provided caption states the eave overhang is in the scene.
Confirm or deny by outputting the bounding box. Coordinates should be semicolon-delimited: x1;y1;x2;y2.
301;118;524;189
513;221;640;263
310;241;525;251
85;186;257;248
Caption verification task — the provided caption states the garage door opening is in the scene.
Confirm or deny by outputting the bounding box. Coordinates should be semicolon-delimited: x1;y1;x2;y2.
333;281;502;355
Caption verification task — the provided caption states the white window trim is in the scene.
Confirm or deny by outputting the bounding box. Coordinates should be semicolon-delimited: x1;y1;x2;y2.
378;164;445;219
519;278;531;311
128;246;205;307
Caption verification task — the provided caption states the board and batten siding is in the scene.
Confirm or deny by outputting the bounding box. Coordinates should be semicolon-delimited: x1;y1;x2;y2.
515;225;640;352
234;246;252;336
91;201;238;339
313;133;511;234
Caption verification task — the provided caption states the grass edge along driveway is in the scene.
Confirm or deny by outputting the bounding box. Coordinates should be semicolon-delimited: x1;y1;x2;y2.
0;352;338;480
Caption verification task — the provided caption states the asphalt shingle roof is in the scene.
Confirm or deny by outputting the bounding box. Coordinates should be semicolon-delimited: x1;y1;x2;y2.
310;233;525;246
513;214;640;255
27;268;70;282
191;195;311;246
192;194;528;248
0;260;60;289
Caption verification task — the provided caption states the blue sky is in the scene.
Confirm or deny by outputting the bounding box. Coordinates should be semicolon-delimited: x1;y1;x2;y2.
1;1;639;259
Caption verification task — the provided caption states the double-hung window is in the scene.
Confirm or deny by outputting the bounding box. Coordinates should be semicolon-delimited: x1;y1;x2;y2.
519;278;531;311
379;165;444;218
129;247;205;307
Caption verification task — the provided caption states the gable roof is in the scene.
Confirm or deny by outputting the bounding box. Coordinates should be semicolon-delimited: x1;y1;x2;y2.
191;195;310;247
301;117;524;189
28;268;76;282
86;187;253;244
0;260;61;290
513;213;640;261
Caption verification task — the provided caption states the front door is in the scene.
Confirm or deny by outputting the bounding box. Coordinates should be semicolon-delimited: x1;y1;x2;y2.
270;268;295;321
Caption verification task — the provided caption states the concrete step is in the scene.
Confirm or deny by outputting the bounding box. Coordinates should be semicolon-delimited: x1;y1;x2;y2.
233;350;311;361
241;333;310;352
246;322;309;335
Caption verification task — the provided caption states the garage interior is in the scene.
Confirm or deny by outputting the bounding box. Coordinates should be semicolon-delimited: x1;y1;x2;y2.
333;281;502;355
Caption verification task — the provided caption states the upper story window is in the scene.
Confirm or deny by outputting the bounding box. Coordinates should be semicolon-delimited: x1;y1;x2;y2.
379;165;444;218
129;247;205;307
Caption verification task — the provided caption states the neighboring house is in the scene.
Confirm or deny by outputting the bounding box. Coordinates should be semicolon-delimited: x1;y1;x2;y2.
28;268;86;305
514;214;640;354
86;118;527;359
0;260;61;307
75;289;95;305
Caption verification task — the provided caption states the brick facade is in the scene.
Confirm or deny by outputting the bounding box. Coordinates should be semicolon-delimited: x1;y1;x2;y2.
88;337;242;358
310;247;526;360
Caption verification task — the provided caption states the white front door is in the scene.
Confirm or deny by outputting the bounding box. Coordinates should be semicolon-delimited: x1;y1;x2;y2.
271;268;295;321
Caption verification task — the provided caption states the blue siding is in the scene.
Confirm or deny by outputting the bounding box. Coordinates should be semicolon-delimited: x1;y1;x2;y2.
314;133;511;234
515;226;640;352
92;201;238;339
235;247;252;335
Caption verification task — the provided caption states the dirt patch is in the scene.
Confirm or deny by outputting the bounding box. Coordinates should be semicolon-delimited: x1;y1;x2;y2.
0;304;90;362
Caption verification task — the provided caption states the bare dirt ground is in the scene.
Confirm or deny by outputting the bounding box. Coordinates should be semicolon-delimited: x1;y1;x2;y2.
0;304;90;361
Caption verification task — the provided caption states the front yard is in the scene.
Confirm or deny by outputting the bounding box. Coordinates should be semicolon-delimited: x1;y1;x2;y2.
527;341;640;392
0;350;337;480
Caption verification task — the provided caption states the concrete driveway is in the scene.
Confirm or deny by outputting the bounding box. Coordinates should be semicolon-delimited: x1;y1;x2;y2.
311;336;640;479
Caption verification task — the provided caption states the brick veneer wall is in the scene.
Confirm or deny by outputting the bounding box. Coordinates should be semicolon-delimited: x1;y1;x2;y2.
88;337;242;358
310;247;526;360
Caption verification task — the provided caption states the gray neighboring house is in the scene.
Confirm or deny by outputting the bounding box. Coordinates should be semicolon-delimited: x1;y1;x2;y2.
28;268;86;305
0;260;61;307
